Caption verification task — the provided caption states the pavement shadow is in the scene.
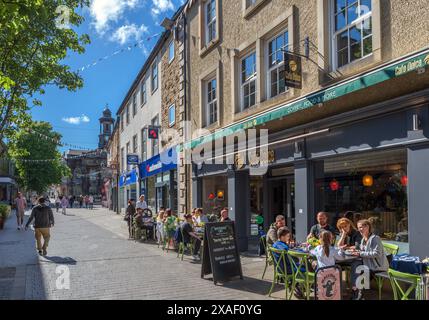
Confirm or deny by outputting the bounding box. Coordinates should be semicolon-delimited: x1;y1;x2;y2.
41;256;77;265
219;276;272;296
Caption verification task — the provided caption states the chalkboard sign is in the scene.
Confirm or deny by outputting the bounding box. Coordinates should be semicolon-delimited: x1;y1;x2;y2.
201;221;243;285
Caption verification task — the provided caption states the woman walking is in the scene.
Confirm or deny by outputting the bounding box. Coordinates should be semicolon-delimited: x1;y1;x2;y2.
60;196;69;215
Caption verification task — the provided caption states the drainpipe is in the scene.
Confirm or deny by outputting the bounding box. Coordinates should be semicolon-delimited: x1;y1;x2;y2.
183;13;189;215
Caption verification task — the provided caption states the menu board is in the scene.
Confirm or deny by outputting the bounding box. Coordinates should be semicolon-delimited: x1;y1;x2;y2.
315;266;343;300
201;221;243;285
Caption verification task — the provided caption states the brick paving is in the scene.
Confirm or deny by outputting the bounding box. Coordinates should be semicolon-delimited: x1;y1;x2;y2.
0;206;283;300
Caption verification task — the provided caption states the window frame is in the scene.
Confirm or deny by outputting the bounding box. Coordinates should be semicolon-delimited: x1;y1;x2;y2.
205;0;217;45
121;147;125;172
140;80;147;107
266;29;289;99
151;61;158;93
132;93;137;117
141;128;147;161
126;104;130;125
168;104;176;127
168;40;175;63
331;0;373;70
132;134;138;154
206;77;218;126
240;51;257;111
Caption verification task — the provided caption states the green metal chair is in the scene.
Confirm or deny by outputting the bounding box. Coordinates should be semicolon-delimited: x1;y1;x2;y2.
177;226;194;260
267;247;294;300
375;242;400;300
260;235;272;279
287;250;315;300
388;268;423;300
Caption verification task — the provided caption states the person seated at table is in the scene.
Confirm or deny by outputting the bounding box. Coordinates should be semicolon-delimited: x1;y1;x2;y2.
307;212;337;241
220;208;231;222
310;231;343;270
191;207;197;225
337;218;362;249
346;219;389;300
195;208;209;224
182;214;203;261
272;228;304;298
267;215;289;246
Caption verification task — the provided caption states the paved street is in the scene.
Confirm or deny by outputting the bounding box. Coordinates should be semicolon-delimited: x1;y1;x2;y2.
0;206;281;300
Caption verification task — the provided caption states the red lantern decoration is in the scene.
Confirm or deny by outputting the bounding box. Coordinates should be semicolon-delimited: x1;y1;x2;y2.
329;179;340;191
208;193;215;200
401;175;408;186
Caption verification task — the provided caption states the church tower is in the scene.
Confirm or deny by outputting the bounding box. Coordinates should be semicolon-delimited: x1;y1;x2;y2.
98;105;114;149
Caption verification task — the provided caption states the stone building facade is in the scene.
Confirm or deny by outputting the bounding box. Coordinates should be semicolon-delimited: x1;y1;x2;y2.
182;0;429;255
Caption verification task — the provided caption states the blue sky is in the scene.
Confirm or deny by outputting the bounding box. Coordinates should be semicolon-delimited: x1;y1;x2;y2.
31;0;185;152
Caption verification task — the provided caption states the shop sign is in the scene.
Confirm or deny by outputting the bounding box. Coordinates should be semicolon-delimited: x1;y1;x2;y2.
249;149;275;167
395;54;429;76
284;53;302;89
127;154;139;165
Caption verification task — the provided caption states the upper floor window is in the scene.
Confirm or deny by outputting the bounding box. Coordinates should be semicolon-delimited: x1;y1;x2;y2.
121;148;125;171
126;104;130;125
141;128;147;161
206;78;217;126
168;104;176;127
241;52;257;110
132;135;138;154
168;41;175;63
140;80;147;106
205;0;217;44
333;0;372;69
120;114;124;131
151;62;158;93
268;30;288;98
246;0;257;8
132;93;137;117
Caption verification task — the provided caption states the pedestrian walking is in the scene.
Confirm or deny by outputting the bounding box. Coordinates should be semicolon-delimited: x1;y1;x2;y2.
89;195;94;210
125;199;136;239
25;197;54;256
84;195;89;209
60;196;68;215
79;195;83;208
55;196;60;213
69;195;75;209
14;192;27;230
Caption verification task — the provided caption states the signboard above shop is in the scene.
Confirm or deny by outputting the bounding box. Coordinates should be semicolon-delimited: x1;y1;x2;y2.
284;52;302;89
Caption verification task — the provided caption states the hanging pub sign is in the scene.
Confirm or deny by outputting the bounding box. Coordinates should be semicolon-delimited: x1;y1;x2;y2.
284;52;302;89
201;221;243;285
148;126;159;140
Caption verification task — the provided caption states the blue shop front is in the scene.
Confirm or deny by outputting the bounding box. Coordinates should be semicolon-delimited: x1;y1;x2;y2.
139;147;178;213
119;169;139;210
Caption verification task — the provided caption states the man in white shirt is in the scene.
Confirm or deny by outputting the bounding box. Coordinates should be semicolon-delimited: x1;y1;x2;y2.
136;195;148;210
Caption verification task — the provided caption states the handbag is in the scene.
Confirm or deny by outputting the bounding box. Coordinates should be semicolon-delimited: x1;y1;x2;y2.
391;254;425;275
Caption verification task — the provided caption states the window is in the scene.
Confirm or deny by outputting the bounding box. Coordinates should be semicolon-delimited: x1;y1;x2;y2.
151;62;158;92
120;115;124;131
241;52;257;110
132;93;137;117
205;0;217;44
333;0;373;69
168;104;176;127
141;128;147;161
206;78;217;126
126;142;130;169
151;116;159;156
168;41;175;63
140;81;147;106
268;30;288;98
126;104;130;125
132;135;138;154
246;0;257;8
121;148;125;171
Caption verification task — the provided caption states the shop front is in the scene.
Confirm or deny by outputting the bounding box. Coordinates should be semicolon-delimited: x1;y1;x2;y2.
139;147;178;213
119;169;138;210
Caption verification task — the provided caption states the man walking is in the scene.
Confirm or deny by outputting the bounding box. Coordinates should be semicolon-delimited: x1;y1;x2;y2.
60;196;68;215
25;197;54;256
15;192;27;230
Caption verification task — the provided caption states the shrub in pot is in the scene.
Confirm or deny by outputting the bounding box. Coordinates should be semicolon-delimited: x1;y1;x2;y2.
0;204;11;230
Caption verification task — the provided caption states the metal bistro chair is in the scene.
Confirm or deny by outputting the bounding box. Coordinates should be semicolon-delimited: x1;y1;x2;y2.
388;268;423;300
267;247;294;300
287;250;315;300
177;225;195;260
260;235;273;279
375;242;400;300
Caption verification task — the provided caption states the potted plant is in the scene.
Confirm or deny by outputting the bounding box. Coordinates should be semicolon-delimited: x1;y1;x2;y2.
0;204;11;230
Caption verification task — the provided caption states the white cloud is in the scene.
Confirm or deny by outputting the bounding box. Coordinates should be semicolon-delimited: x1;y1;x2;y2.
90;0;139;34
151;0;174;16
111;24;149;45
62;115;91;125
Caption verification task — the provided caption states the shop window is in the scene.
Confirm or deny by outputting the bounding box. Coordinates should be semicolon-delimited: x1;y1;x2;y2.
202;175;228;220
332;0;373;69
315;149;408;243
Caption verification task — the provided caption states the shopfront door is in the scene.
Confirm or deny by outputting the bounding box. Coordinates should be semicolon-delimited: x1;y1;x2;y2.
269;177;296;235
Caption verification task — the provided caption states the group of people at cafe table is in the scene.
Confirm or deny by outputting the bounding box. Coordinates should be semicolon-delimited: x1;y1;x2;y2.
268;211;389;300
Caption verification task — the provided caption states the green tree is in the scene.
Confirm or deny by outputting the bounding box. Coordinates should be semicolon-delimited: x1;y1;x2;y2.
8;121;71;194
0;0;90;145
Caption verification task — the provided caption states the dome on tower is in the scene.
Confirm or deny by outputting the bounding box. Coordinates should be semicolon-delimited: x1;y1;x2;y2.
103;106;112;117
